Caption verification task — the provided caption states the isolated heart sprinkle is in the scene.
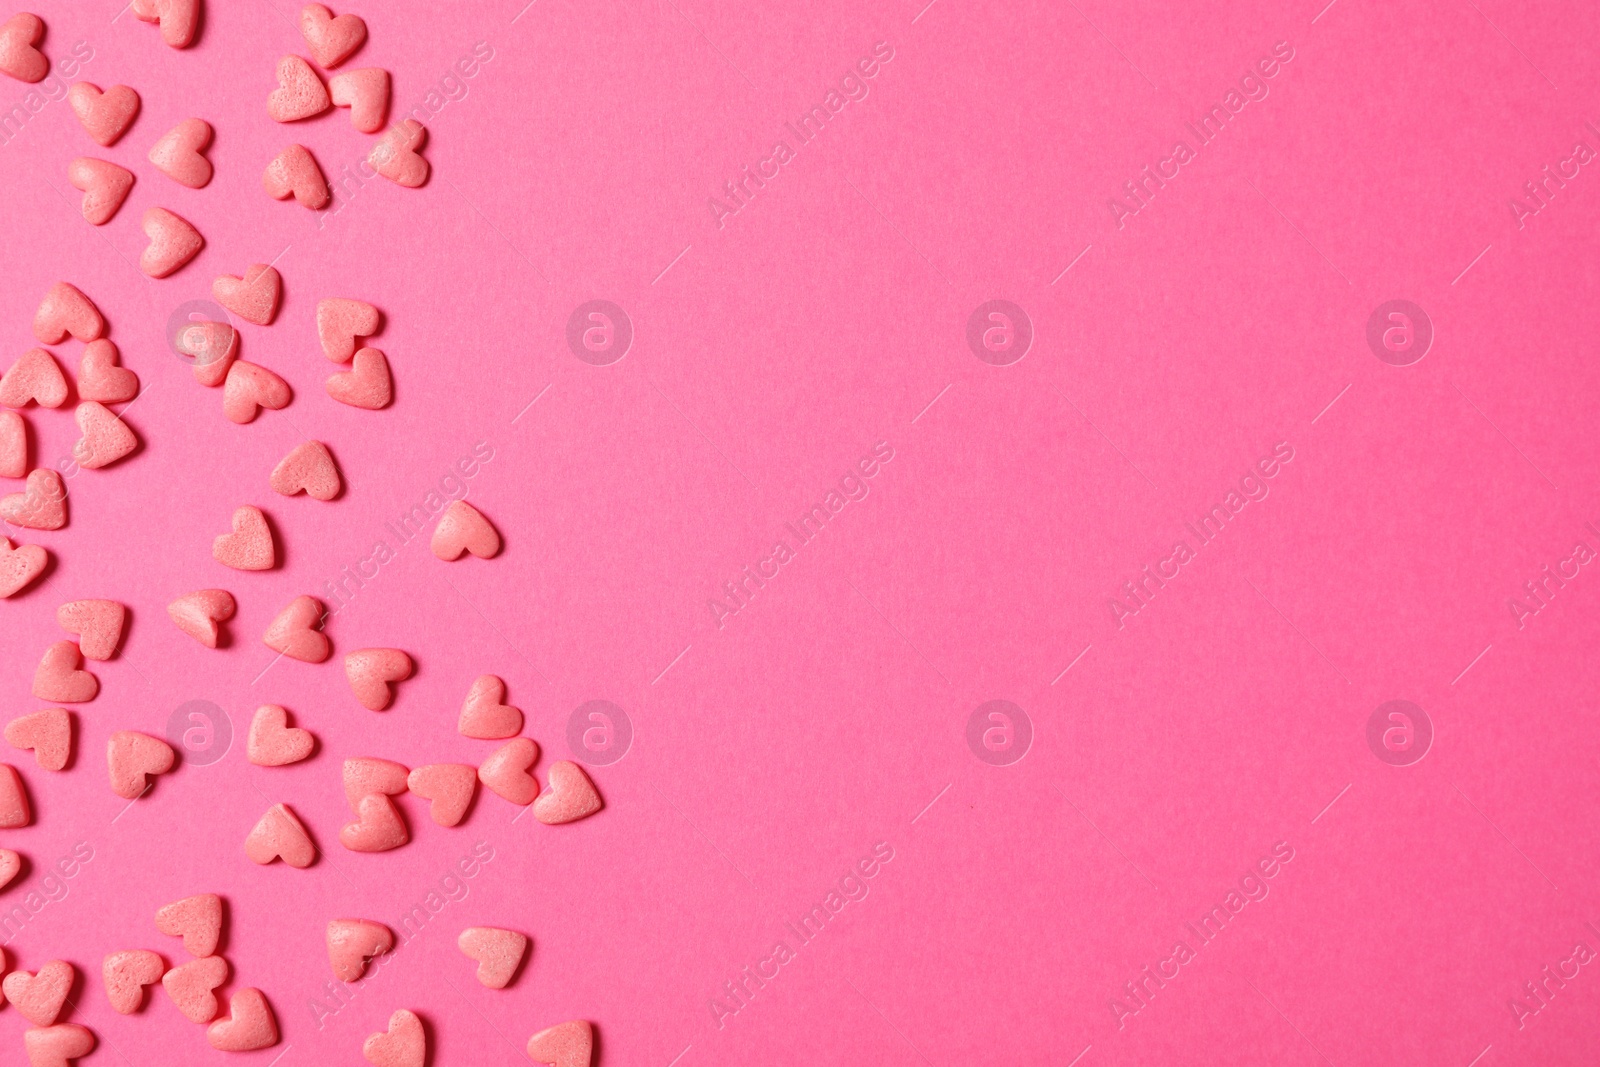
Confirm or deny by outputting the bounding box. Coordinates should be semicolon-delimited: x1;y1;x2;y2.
106;730;175;798
339;792;408;852
345;647;412;710
364;1008;426;1067
268;55;330;121
33;640;95;701
168;588;235;648
222;360;292;422
2;468;66;529
533;761;604;825
1;348;70;408
263;594;330;662
34;282;104;343
0;537;47;598
458;927;528;989
0;849;19;890
162;954;226;1022
459;674;523;739
67;157;135;224
208;988;279;1051
73;400;138;470
245;802;316;867
77;339;139;404
325;346;392;409
140;206;204;278
4;959;74;1026
327;918;393;981
212;504;276;571
300;3;366;67
271;440;341;500
406;763;477;826
0;765;28;828
151;0;198;47
263;143;329;209
103;950;164;1014
247;705;313;766
329;67;388;132
369;119;429;187
67;82;140;146
56;598;125;660
212;264;280;325
0;13;47;83
5;707;71;770
147;117;213;188
431;499;500;560
0;410;25;476
155;892;223;957
316;297;380;361
525;1020;594;1067
478;737;539;806
23;1024;96;1067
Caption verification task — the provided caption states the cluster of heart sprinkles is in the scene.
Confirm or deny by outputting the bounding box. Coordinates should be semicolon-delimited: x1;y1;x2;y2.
0;6;600;1066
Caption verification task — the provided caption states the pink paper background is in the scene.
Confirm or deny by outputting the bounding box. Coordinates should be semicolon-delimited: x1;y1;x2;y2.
0;0;1597;1062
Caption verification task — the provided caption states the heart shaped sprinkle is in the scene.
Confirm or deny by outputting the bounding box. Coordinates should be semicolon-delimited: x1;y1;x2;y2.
67;158;135;224
106;730;175;798
73;401;138;470
533;760;604;824
176;320;238;387
478;737;539;806
76;339;139;404
363;1008;426;1067
56;598;125;660
329;67;388;132
316;298;380;361
244;802;316;867
33;640;94;701
526;1020;594;1067
5;707;71;770
0;765;30;827
1;349;70;408
342;756;409;810
327;919;392;981
406;764;477;826
247;705;313;766
222;360;292;422
147;117;213;188
369;119;428;187
339;792;408;852
155;893;223;957
300;3;366;67
0;13;47;83
271;440;341;500
458;927;528;989
325;346;392;408
162;954;226;1022
102;949;164;1014
34;282;104;343
0;537;47;598
208;988;279;1051
212;264;281;325
23;1024;96;1067
0;410;26;477
67;82;140;146
4;959;74;1026
268;55;330;121
263;595;330;662
344;648;412;710
212;505;275;570
139;206;204;278
263;143;329;209
459;674;523;739
167;588;235;648
432;499;500;560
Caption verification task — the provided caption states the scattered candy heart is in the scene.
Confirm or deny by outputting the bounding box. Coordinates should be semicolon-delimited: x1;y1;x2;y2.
147;117;213;188
67;157;135;224
103;950;164;1014
76;339;139;403
459;674;523;739
458;927;528;989
300;3;366;67
245;802;315;867
327;919;392;981
34;640;95;701
208;988;279;1050
345;648;412;710
316;298;380;361
176;320;238;387
263;143;329;209
155;893;222;957
271;440;341;500
526;1020;594;1067
212;264;280;325
533;761;603;824
0;537;47;597
0;13;47;83
478;738;539;806
140;206;204;277
325;346;391;409
0;409;25;476
363;1008;426;1067
34;282;104;343
2;468;67;528
162;954;226;1022
432;500;500;560
406;763;476;826
340;792;408;852
4;959;74;1025
369;119;428;187
167;588;235;647
268;55;330;121
342;756;408;809
5;707;71;770
1;349;69;408
247;705;313;766
0;764;30;826
23;1023;96;1067
329;67;388;133
212;504;275;571
67;82;140;146
130;0;158;21
263;595;329;662
223;360;292;422
0;849;18;890
56;598;125;659
151;0;198;47
73;401;138;470
106;730;175;798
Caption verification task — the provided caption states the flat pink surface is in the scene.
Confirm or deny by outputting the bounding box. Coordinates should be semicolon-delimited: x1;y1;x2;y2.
0;0;1596;1063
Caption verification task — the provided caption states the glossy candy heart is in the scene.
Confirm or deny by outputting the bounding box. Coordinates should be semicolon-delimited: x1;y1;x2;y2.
106;730;174;798
56;598;124;659
148;117;212;188
67;82;140;146
325;347;391;409
167;588;235;648
67;158;134;224
34;282;104;343
212;264;280;325
73;401;138;470
247;705;313;766
431;500;500;560
140;206;203;277
77;340;139;403
263;143;329;209
263;595;329;662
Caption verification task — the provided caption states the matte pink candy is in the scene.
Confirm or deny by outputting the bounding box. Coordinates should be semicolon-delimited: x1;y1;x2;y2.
247;705;314;766
56;598;125;659
77;339;139;403
2;468;66;528
364;1009;426;1067
4;960;73;1025
406;763;476;826
339;792;408;852
155;893;223;957
103;949;164;1014
67;158;134;224
268;55;330;121
212;504;275;570
0;538;47;598
329;67;388;132
223;360;292;422
263;595;329;662
168;588;235;648
1;349;69;408
34;640;95;701
208;988;279;1051
369;119;428;186
327;919;392;981
271;440;341;500
326;346;391;408
34;282;104;343
176;321;238;386
345;647;412;709
526;1021;594;1067
263;143;329;209
0;14;47;83
24;1024;96;1067
213;264;280;325
245;802;315;867
147;117;213;188
0;764;28;826
343;756;409;809
140;206;203;277
316;298;380;361
432;499;500;560
459;674;523;739
106;731;175;798
5;707;71;770
67;82;140;146
0;410;25;476
458;927;528;989
533;761;604;824
73;401;138;470
162;954;226;1021
300;3;366;67
478;738;539;806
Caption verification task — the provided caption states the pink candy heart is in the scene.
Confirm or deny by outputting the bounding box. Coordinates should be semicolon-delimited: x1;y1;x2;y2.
147;117;212;188
67;82;140;146
1;349;69;408
140;206;204;278
271;440;341;500
458;927;528;989
2;468;66;529
316;297;380;361
106;730;175;798
175;320;238;387
364;1008;426;1067
326;346;392;409
223;360;292;422
263;143;329;209
4;959;74;1025
0;537;47;598
339;792;408;852
34;282;104;343
0;848;17;890
5;707;71;770
533;760;603;825
432;499;500;560
459;674;523;739
212;504;275;571
67;157;135;224
56;598;125;660
167;588;235;648
329;67;388;133
23;1024;96;1067
369;119;429;187
155;892;222;957
345;647;412;710
102;949;164;1014
146;0;198;48
478;737;539;806
162;954;226;1022
77;339;139;404
212;264;280;325
300;3;366;68
343;756;409;809
245;802;316;867
247;704;313;766
0;764;29;827
73;401;138;470
327;918;392;981
263;594;330;662
526;1020;594;1067
0;410;26;476
406;763;477;826
34;640;95;701
209;988;279;1051
0;13;47;83
268;55;330;121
